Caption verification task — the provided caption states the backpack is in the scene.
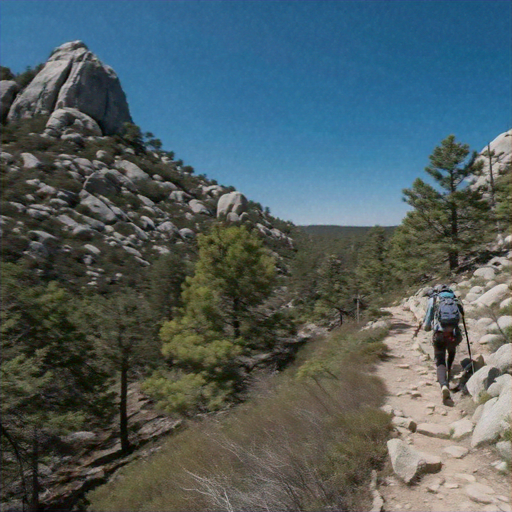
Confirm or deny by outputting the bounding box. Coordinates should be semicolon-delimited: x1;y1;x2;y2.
434;293;461;329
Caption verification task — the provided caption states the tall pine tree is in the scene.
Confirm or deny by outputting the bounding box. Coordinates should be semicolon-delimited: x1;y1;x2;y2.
401;135;490;272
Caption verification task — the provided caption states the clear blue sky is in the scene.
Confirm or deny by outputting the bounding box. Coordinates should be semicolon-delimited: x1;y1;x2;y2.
1;1;510;226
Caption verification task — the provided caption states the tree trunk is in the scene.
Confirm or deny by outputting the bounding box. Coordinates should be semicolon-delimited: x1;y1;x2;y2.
336;308;343;326
120;357;130;453
233;298;241;339
30;427;39;512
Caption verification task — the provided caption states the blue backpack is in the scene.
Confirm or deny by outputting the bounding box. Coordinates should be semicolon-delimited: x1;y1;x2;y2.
434;291;461;328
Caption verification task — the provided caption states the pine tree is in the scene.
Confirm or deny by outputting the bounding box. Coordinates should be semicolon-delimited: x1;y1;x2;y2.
82;289;157;452
316;254;358;325
144;225;278;413
357;226;391;299
1;263;111;509
402;135;490;272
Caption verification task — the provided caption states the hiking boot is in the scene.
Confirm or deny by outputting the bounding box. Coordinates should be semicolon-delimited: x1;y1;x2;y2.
441;385;451;401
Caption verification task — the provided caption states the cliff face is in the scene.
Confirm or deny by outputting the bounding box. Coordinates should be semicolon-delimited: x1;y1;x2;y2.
7;41;132;135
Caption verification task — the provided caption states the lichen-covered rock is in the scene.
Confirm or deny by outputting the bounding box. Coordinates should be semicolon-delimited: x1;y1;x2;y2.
8;41;132;135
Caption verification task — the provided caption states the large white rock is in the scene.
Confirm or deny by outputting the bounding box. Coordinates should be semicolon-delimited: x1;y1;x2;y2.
475;284;510;308
188;199;210;215
216;191;248;217
466;366;496;400
473;267;496;281
45;107;102;137
471;387;511;447
473;130;512;188
21;152;43;170
497;316;512;330
8;41;132;135
486;343;512;373
487;374;512;398
79;191;117;224
116;160;150;181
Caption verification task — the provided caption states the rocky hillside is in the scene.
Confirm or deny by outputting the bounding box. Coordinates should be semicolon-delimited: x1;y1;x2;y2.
1;41;295;292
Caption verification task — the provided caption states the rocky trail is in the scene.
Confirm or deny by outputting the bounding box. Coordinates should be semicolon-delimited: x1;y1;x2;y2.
374;306;511;512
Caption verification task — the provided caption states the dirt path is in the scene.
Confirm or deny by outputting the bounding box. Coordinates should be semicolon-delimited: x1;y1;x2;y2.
375;306;511;512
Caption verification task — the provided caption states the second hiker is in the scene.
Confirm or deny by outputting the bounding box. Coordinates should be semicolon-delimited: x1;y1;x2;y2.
423;284;464;402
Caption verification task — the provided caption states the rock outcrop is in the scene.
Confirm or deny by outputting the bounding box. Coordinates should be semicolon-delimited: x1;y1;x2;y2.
0;80;19;122
7;41;132;135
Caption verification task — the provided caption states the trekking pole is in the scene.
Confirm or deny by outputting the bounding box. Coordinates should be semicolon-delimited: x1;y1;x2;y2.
461;315;475;374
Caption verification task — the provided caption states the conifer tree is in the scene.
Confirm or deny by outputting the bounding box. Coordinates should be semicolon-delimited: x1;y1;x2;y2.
144;225;277;413
1;263;111;509
401;135;490;272
357;226;391;299
82;290;156;452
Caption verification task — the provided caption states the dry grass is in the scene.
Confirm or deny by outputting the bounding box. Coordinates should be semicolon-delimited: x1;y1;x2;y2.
87;325;391;512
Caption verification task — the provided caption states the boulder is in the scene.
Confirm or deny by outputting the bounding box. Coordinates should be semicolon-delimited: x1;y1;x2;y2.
84;171;121;196
475;284;510;308
140;216;155;230
170;190;191;202
473;267;496;281
449;419;474;440
116;160;150;181
497;316;512;330
157;221;179;237
188;199;210;215
466;366;498;400
387;439;441;484
487;374;512;398
474;130;512;185
79;192;117;224
478;334;503;345
8;41;132;135
0;80;19;122
471;387;511;447
179;228;195;239
487;344;512;373
217;191;248;217
44;107;102;137
21;152;43;170
496;441;511;463
96;150;114;165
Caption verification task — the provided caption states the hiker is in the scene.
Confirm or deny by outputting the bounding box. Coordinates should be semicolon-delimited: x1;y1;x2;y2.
423;284;464;401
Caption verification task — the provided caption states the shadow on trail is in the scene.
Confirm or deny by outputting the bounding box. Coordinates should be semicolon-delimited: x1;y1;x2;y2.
389;322;414;332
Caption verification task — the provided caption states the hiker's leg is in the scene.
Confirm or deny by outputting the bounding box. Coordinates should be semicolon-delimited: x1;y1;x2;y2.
433;333;448;387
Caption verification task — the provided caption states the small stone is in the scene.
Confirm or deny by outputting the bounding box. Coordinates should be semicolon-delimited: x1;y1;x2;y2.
455;473;476;482
494;461;508;473
450;418;474;440
443;445;469;459
416;423;451;439
444;482;459;489
411;391;422;398
397;364;410;369
465;483;495;504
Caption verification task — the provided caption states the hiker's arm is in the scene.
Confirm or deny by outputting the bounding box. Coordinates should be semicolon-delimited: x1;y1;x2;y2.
423;297;434;331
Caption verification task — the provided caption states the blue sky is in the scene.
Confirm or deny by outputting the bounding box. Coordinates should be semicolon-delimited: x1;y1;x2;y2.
1;0;510;226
